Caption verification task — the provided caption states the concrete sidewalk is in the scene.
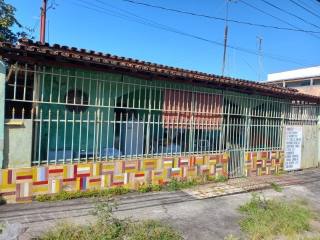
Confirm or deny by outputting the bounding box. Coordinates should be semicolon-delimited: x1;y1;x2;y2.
1;168;320;240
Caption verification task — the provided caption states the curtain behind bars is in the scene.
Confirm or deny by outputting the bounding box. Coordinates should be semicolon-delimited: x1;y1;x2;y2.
163;89;222;129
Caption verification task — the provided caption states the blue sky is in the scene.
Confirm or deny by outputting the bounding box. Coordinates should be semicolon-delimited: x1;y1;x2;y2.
6;0;320;81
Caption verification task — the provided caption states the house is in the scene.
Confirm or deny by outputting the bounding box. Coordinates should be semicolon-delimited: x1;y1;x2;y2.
266;66;320;96
0;39;319;202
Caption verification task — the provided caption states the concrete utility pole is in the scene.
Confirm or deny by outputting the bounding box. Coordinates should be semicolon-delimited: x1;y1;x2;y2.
40;0;47;44
221;0;229;76
257;36;263;81
221;0;237;76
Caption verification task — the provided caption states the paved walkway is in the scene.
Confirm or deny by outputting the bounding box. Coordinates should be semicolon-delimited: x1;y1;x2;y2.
184;169;317;199
1;168;320;240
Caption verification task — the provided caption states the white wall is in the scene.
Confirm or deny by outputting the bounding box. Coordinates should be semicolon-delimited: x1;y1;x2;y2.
268;66;320;81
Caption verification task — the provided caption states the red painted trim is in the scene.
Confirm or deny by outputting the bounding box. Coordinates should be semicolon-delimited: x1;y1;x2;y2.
135;173;144;177
16;175;32;180
112;182;124;186
48;169;63;174
77;173;90;177
63;178;76;182
89;178;101;183
33;180;48;185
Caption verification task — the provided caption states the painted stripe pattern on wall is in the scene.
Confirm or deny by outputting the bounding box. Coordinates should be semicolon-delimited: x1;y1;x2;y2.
244;151;284;176
0;153;229;203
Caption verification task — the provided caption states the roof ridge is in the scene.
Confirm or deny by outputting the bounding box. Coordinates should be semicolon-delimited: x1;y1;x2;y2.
0;38;317;103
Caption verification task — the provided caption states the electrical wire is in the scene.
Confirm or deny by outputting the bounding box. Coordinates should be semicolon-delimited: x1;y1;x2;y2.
117;0;320;34
289;0;320;19
66;0;311;67
260;0;320;30
239;0;320;40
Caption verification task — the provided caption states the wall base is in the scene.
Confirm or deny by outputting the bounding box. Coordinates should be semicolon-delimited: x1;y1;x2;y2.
245;151;284;176
0;154;229;203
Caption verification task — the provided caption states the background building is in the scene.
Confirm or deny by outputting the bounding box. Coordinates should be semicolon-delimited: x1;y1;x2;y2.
266;66;320;96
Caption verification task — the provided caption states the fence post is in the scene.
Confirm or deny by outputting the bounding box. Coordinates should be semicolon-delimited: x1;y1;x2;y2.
0;61;6;169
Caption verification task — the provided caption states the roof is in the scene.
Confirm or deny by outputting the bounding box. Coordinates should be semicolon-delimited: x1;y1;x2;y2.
0;38;319;104
268;66;320;82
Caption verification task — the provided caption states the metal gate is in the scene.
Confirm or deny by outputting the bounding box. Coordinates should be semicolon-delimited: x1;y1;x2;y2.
228;145;245;178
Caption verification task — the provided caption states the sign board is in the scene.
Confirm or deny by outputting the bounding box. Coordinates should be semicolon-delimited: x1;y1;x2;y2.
284;126;302;171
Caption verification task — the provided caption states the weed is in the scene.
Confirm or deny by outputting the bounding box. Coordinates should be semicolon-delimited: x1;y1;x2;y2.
215;175;228;183
270;182;283;192
165;178;197;191
38;199;182;240
128;220;182;240
137;184;153;193
239;193;312;240
35;186;130;202
151;184;162;192
35;174;228;202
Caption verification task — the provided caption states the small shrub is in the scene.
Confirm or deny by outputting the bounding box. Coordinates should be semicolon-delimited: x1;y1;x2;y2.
239;193;312;239
0;195;6;205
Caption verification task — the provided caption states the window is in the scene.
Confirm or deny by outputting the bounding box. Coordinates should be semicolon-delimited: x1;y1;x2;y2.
286;80;311;88
313;79;320;85
65;89;88;113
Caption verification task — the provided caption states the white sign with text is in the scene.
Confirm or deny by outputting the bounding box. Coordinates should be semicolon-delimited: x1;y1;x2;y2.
284;126;302;171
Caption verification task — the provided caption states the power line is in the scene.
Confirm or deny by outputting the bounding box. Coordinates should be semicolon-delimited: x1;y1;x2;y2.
239;0;320;40
67;0;311;67
117;0;320;34
260;0;320;30
289;0;320;20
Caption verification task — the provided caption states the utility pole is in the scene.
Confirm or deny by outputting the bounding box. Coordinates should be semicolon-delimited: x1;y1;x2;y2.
257;36;263;81
40;0;47;44
222;0;231;76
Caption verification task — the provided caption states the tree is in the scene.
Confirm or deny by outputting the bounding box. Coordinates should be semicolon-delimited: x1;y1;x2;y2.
0;0;28;43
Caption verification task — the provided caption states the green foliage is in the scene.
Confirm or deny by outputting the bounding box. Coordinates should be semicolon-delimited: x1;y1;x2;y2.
38;200;182;240
35;187;130;202
138;183;162;193
35;174;228;202
0;195;6;205
239;193;312;240
215;175;228;183
165;178;197;191
128;220;182;240
0;0;29;43
270;182;283;192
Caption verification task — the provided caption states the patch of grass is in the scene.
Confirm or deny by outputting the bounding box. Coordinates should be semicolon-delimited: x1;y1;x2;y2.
165;178;198;191
35;187;130;202
239;193;312;240
137;183;162;193
215;175;228;183
38;200;182;240
129;220;182;240
270;182;283;192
